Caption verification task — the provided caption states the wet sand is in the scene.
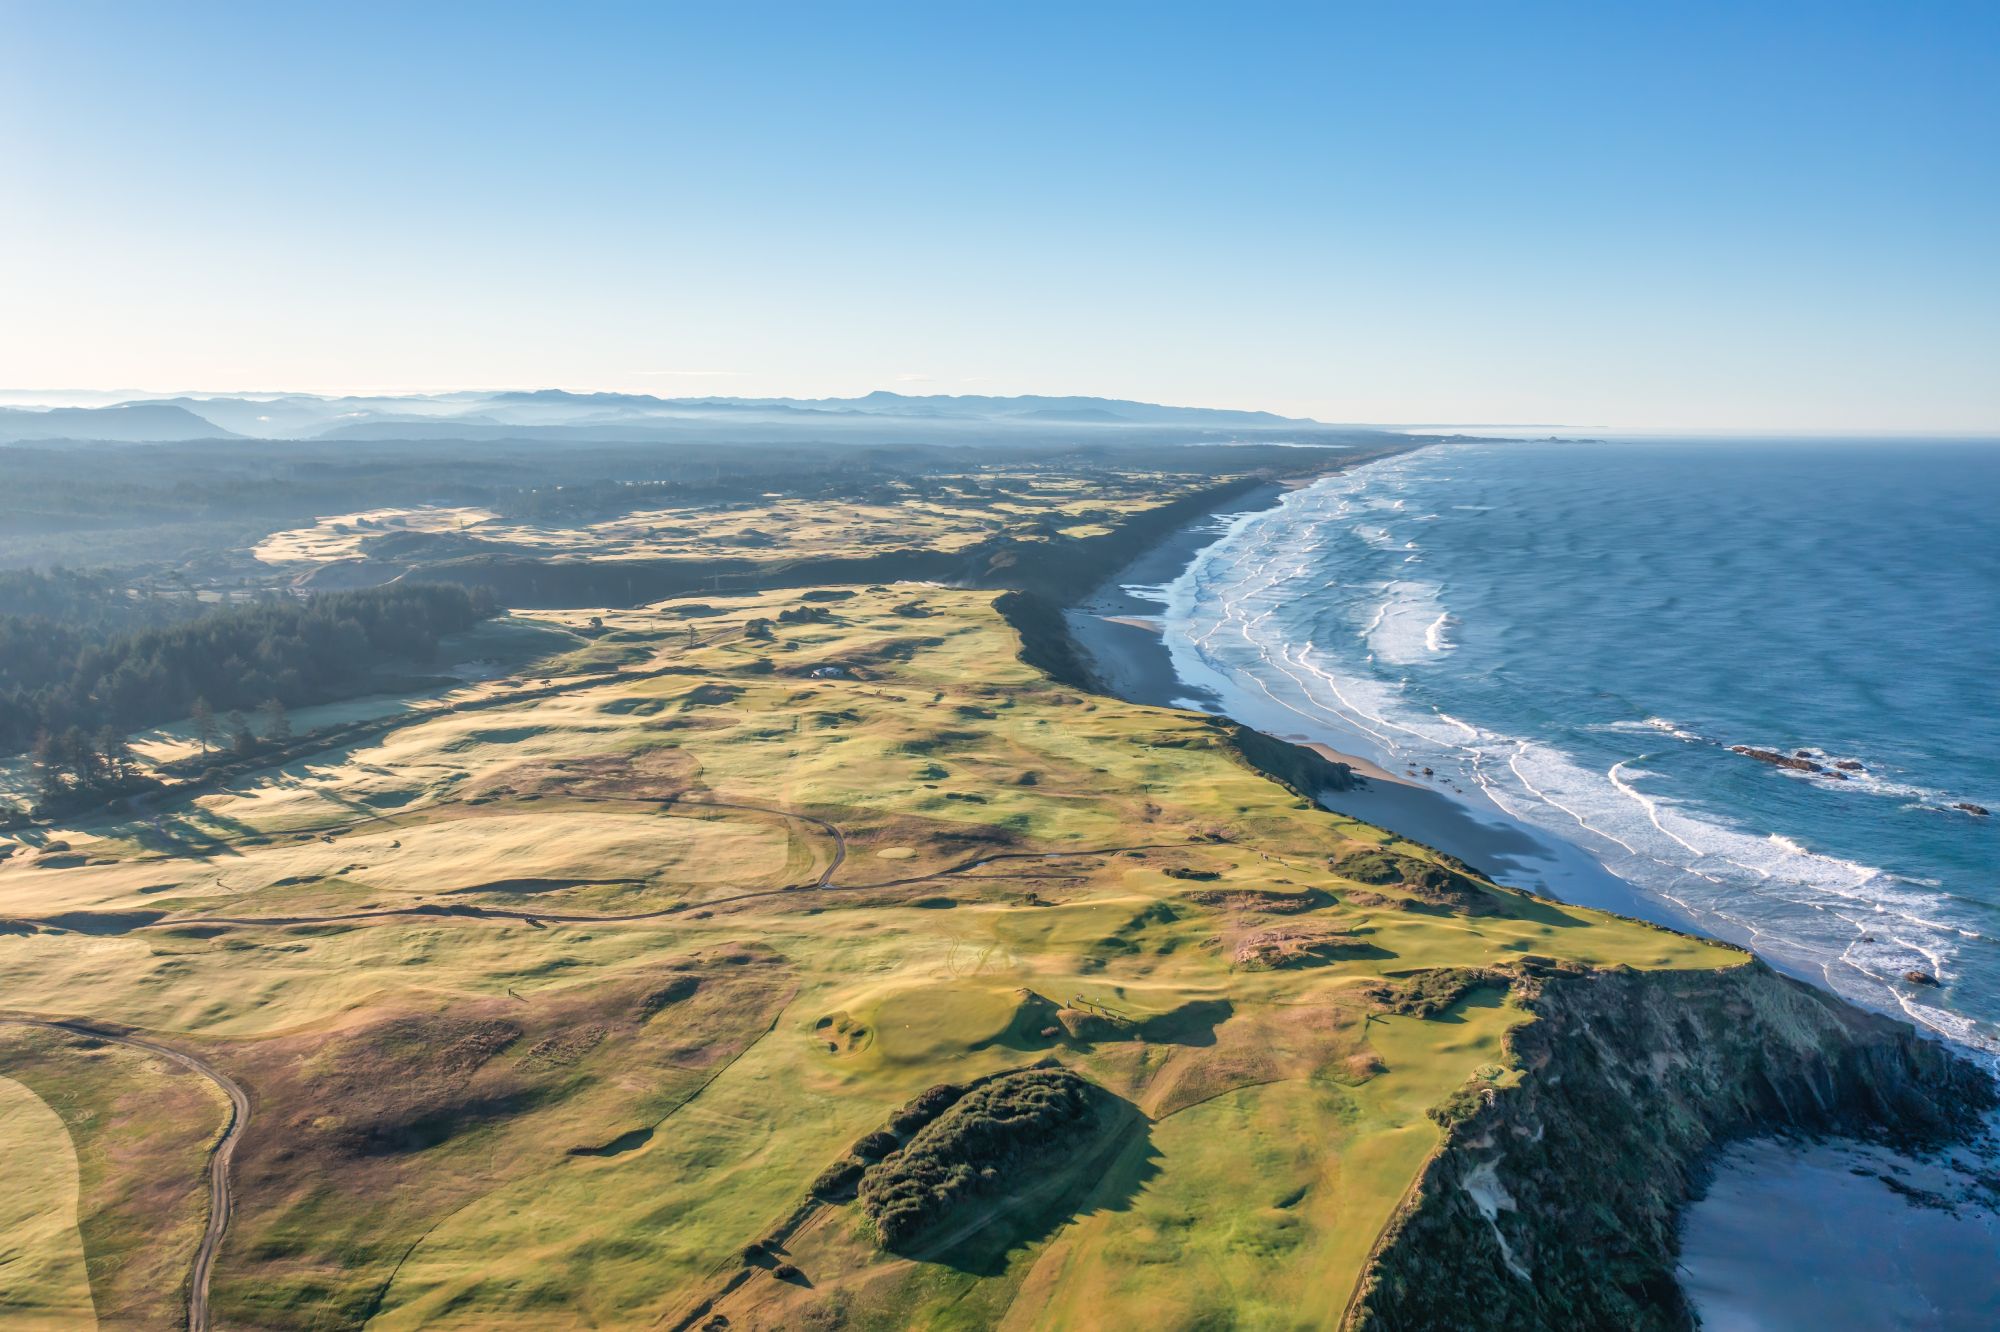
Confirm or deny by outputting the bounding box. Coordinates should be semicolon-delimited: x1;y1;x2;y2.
1064;504;1690;929
1061;466;2000;1332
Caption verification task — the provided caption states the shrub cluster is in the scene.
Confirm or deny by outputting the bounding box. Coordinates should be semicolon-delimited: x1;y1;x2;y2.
858;1068;1096;1247
1331;849;1498;916
1364;968;1508;1018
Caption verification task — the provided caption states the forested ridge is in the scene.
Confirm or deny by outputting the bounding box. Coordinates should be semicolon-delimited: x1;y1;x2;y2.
0;567;207;631
0;582;496;758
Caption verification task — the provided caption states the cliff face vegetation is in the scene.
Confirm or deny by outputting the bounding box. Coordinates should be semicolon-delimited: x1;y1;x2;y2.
1345;961;1997;1332
1220;722;1359;797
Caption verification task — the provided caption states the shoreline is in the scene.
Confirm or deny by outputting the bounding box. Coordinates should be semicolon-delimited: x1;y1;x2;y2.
1061;464;1694;933
1056;456;2000;1332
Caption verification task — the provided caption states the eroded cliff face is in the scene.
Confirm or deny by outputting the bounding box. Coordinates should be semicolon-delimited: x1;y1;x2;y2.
1345;961;1996;1332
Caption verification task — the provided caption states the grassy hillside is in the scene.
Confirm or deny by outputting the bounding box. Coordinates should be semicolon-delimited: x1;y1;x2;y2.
0;582;1742;1329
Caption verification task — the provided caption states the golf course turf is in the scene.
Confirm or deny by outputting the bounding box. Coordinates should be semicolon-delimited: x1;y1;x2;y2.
0;580;1745;1329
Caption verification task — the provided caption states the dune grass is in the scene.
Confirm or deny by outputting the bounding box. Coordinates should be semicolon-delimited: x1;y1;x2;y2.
0;581;1737;1329
251;471;1216;574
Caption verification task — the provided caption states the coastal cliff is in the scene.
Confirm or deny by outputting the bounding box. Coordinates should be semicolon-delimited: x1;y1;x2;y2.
1343;960;1996;1331
1045;452;1999;1331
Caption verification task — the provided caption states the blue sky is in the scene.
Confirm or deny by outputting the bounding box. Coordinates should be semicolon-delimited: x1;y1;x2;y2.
3;1;1996;429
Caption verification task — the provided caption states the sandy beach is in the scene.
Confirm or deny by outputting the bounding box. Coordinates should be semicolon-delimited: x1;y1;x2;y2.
1061;471;1701;931
1060;454;2000;1332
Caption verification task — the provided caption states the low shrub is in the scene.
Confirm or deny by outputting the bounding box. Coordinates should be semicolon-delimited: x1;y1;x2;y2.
858;1068;1097;1247
810;1157;866;1200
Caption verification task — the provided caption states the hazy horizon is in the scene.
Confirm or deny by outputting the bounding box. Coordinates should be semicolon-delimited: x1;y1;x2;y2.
5;2;1997;433
3;386;1999;441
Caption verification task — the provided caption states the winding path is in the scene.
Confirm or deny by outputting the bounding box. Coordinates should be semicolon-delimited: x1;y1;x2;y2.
1;798;1198;1329
0;1016;247;1332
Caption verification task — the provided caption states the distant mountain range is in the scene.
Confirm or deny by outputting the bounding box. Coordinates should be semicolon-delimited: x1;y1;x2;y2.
0;389;1325;444
0;402;243;444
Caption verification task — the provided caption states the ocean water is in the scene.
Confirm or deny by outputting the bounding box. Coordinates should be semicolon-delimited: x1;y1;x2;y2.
1155;438;2000;1052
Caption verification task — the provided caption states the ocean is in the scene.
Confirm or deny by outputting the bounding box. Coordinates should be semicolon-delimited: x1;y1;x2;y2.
1135;436;2000;1326
1159;437;2000;1050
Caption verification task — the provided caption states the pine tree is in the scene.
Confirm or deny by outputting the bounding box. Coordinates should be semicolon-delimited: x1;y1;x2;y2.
191;697;217;754
94;724;134;784
58;727;98;789
29;730;62;801
263;697;292;745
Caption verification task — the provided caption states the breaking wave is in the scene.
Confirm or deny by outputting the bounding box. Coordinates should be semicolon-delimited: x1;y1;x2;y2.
1158;442;2000;1055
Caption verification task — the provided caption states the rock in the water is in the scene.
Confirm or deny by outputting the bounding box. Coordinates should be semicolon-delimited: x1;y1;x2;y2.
1905;970;1940;987
1952;802;1989;817
1731;745;1825;774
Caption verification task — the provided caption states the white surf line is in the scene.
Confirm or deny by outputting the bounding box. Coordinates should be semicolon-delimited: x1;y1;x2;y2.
1276;646;1409;751
1231;620;1710;904
1358;595;1391;641
1606;758;1713;858
1434;710;1480;742
1294;644;1469;753
1216;643;1400;754
1504;749;1647;859
1196;474;1821;925
1182;540;1420;759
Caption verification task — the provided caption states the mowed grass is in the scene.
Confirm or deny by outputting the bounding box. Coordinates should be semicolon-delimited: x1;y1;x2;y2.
0;1073;96;1326
0;583;1738;1329
0;1028;221;1329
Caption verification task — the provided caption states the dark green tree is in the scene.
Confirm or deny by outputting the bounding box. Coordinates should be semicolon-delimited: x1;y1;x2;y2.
190;697;217;754
263;697;292;745
94;724;135;783
29;730;62;802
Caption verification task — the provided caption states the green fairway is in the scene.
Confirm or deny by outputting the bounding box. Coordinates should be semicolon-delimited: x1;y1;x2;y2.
0;581;1739;1328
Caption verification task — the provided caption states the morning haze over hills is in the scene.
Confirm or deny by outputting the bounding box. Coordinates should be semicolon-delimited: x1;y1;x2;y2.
0;391;1319;445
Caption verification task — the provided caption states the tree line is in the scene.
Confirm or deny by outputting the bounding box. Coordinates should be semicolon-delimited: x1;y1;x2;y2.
1;582;497;763
0;567;209;632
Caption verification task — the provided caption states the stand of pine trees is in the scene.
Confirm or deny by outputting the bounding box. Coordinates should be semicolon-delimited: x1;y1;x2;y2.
1;583;497;759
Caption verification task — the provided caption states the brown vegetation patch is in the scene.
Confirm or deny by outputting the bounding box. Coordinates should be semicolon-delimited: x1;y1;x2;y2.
520;1025;608;1070
1229;922;1371;970
1330;848;1502;916
300;1015;526;1154
215;944;796;1323
1179;886;1335;915
638;974;703;1020
1363;968;1511;1017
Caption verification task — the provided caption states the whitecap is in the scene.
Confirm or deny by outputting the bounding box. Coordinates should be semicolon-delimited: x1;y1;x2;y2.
1366;582;1448;665
1156;443;1992;1058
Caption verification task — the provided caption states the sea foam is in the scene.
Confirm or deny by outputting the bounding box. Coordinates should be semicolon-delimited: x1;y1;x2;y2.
1158;443;1999;1054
